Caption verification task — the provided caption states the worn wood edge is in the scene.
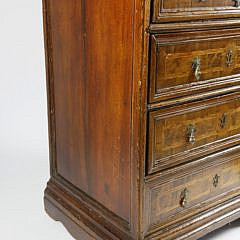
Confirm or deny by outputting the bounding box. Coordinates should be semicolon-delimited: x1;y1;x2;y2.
42;2;122;238
42;0;151;238
148;85;240;110
152;13;240;26
42;0;58;176
149;80;240;109
143;146;240;238
145;188;240;236
44;178;135;240
136;0;152;238
147;92;240;175
54;174;131;229
44;197;100;240
144;195;240;240
151;136;240;173
148;28;240;105
42;0;147;238
149;19;240;33
45;178;240;240
146;144;240;184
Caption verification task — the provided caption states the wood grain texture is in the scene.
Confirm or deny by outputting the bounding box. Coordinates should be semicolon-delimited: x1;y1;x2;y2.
148;93;240;173
149;155;240;226
149;19;240;33
45;173;240;240
149;28;240;103
144;145;240;238
43;0;149;238
47;0;134;222
153;0;240;22
42;0;240;239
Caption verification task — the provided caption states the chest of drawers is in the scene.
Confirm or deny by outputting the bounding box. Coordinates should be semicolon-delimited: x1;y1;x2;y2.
43;0;240;239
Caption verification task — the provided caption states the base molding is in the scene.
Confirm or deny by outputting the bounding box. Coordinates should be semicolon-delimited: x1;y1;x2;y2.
44;178;134;240
44;178;240;240
44;197;98;240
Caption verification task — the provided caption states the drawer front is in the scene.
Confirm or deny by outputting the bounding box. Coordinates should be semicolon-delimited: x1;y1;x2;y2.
145;152;240;232
148;94;240;174
153;0;240;22
150;29;240;103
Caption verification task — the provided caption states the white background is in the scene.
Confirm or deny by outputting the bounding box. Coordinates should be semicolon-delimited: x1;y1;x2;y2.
0;1;239;239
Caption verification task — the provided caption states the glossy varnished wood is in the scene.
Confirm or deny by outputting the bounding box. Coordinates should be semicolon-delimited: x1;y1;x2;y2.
43;0;240;239
46;0;135;222
144;146;240;236
152;0;240;22
149;28;240;103
43;0;150;238
148;93;240;173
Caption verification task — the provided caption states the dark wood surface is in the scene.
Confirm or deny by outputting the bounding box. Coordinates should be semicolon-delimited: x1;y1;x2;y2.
46;0;135;222
43;0;240;239
148;93;240;173
152;0;240;22
144;145;240;236
149;29;240;103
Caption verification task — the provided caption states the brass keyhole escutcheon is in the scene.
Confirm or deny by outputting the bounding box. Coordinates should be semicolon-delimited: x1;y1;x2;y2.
219;113;227;129
180;188;189;208
213;174;220;188
187;124;196;145
226;49;233;67
192;57;201;81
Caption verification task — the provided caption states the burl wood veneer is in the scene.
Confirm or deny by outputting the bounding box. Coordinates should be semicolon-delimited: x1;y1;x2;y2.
43;0;240;239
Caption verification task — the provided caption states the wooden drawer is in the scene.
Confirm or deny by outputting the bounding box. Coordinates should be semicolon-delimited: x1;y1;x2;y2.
144;149;240;234
152;0;240;23
149;29;240;103
148;94;240;174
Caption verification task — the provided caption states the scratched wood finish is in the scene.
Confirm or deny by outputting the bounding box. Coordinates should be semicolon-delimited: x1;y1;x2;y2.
150;29;240;103
153;0;240;22
148;93;240;174
43;0;240;239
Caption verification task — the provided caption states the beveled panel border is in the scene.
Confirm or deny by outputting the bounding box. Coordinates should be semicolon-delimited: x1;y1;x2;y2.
149;29;240;105
42;0;152;238
152;0;240;23
143;145;240;238
147;92;240;174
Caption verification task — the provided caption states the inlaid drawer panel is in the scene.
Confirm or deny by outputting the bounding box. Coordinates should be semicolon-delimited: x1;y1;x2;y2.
150;29;240;103
145;151;240;233
152;0;240;23
148;94;240;174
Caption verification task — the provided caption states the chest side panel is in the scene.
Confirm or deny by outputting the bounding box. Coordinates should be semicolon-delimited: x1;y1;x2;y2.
46;0;134;223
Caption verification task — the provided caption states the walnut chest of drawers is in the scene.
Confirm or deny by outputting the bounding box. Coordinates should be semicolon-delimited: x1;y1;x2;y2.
43;0;240;239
